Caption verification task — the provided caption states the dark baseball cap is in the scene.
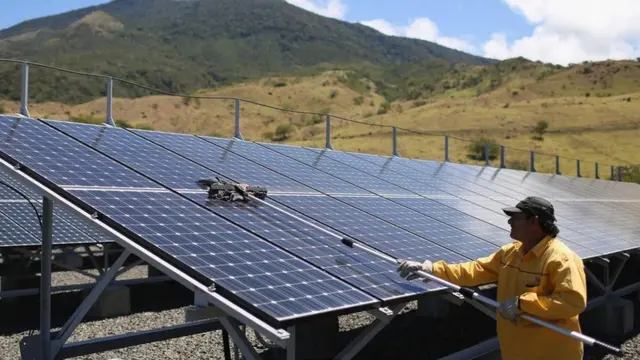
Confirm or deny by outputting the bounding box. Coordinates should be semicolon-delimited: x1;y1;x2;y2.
502;196;556;221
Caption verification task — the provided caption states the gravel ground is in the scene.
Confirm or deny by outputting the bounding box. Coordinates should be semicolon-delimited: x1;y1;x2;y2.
2;268;640;360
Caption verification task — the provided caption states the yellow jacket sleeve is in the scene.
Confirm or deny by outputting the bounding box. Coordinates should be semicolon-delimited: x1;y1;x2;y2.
431;249;502;287
518;255;587;320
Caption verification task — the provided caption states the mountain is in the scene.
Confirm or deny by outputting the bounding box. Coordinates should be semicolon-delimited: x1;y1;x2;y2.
0;0;495;104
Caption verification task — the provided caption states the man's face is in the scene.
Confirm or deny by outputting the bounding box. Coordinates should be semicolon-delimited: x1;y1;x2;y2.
507;212;534;240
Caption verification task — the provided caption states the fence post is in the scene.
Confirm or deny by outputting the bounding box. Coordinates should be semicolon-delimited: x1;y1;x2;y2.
530;151;536;172
555;155;561;175
576;159;581;177
611;165;615;181
617;166;623;182
500;146;505;168
444;136;449;162
483;143;489;166
20;63;30;117
234;99;243;140
595;163;599;179
325;115;333;150
105;77;115;127
392;127;399;157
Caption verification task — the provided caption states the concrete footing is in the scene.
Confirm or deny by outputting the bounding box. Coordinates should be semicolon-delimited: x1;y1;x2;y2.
83;285;131;319
582;297;634;337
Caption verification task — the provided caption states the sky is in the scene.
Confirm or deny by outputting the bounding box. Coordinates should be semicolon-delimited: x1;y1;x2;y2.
2;0;640;65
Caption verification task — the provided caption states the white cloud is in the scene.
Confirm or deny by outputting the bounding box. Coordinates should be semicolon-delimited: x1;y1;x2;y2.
361;18;477;53
284;0;347;20
483;0;640;65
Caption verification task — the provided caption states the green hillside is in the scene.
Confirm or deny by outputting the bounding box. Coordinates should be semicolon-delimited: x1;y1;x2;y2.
0;0;494;104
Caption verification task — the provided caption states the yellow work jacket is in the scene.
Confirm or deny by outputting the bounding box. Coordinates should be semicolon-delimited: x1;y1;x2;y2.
432;235;587;360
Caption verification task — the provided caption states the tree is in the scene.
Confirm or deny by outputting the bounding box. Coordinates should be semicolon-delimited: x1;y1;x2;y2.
533;120;549;140
467;137;500;161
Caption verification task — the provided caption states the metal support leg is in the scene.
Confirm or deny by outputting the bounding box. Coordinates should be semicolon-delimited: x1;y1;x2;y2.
530;151;535;172
555;155;561;175
577;159;582;177
595;163;599;179
333;303;406;360
41;197;53;360
499;146;505;168
220;316;262;360
52;250;132;355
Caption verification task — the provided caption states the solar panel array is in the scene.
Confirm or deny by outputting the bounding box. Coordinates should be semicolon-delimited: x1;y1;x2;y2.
0;115;638;328
0;162;115;247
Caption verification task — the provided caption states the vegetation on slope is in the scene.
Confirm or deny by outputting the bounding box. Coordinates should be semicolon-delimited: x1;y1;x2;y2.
0;0;493;104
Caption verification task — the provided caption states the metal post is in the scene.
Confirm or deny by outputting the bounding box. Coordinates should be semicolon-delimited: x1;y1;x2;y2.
618;166;623;182
444;136;449;162
555;155;561;175
595;163;599;179
234;99;243;140
499;146;505;168
611;165;615;181
20;63;30;117
325;115;333;150
41;196;53;360
392;127;399;157
530;151;535;172
105;77;115;127
576;159;581;177
483;143;489;166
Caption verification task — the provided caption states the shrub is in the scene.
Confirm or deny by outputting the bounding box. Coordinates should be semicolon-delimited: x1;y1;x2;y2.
467;137;500;161
273;123;296;141
533;120;549;140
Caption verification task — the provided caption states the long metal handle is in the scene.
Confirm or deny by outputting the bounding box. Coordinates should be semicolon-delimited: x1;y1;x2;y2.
246;193;623;356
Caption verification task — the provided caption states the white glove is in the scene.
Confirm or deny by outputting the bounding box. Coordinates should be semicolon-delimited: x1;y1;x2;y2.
397;259;433;281
498;296;521;323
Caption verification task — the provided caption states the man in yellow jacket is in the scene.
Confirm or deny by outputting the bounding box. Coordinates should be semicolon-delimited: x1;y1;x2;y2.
397;196;588;360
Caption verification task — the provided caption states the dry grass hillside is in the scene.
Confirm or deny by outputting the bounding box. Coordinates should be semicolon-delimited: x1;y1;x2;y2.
2;59;640;179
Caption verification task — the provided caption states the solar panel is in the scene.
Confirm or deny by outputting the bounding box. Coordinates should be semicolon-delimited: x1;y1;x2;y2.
68;188;378;322
336;196;501;259
0;116;379;323
46;121;228;190
182;193;438;300
303;148;616;258
130;129;317;194
259;143;414;196
47;120;440;302
271;194;468;263
199;137;368;196
0;166;115;246
0;209;40;246
0;116;160;189
265;145;515;248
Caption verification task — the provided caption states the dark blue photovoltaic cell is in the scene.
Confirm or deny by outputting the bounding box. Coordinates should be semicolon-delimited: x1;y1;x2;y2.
336;196;501;259
271;195;468;263
46;121;225;190
260;143;414;196
66;189;378;322
200;137;368;195
0;210;40;246
0;116;160;189
0;201;99;245
0;167;115;246
130;130;316;194
183;194;438;300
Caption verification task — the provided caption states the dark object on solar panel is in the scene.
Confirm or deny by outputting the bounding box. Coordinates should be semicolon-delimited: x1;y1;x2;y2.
197;177;268;202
